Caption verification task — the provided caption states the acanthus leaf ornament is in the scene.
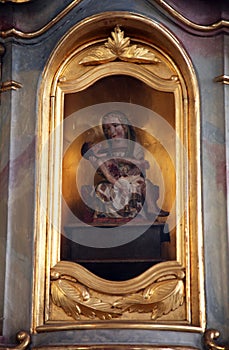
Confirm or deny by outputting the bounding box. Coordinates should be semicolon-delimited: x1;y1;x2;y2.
51;277;122;320
113;278;184;319
79;26;161;66
50;263;185;321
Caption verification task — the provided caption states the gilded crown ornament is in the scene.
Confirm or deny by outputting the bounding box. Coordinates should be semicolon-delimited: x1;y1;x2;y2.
79;25;161;65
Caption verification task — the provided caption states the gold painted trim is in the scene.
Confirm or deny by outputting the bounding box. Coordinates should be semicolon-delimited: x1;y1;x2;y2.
214;75;229;85
0;331;30;350
0;0;228;39
37;322;203;333
0;0;31;2
204;329;229;350
0;0;83;39
33;345;198;350
0;80;22;93
0;44;5;56
58;62;179;92
154;0;229;33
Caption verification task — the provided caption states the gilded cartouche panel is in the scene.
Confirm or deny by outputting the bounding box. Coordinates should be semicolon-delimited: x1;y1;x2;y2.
34;13;204;332
48;29;185;323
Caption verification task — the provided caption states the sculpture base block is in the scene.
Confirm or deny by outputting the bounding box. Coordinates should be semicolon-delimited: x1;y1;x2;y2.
61;222;170;280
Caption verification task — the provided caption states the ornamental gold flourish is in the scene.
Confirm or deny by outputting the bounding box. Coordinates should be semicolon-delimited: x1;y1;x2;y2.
51;277;122;320
113;278;184;319
79;25;160;65
0;331;30;350
204;329;229;350
50;269;184;320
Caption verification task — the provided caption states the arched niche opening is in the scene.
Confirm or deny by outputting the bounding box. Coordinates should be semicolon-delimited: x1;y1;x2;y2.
34;12;204;332
61;75;176;280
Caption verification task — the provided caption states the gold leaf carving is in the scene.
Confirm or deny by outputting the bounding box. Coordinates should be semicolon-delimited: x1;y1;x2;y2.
113;279;184;319
79;26;160;65
50;262;185;321
51;279;121;320
105;25;130;55
78;48;116;65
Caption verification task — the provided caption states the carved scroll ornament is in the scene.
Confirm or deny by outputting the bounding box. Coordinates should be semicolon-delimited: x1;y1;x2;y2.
50;262;184;321
0;331;30;350
204;329;229;350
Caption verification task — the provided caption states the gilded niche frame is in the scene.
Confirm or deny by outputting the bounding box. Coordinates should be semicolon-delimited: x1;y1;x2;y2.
34;13;205;333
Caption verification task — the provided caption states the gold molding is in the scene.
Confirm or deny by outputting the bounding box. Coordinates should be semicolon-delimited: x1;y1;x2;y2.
50;261;184;321
0;80;22;93
0;1;228;39
37;322;203;333
0;0;31;2
0;331;30;350
0;44;5;56
153;0;229;34
204;329;229;350
214;75;229;85
0;0;83;39
33;345;199;350
57;62;179;92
